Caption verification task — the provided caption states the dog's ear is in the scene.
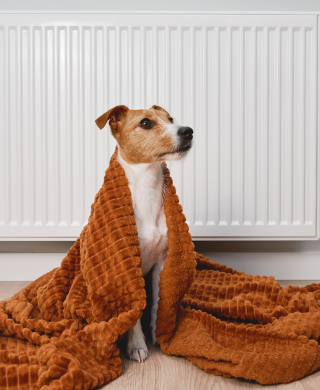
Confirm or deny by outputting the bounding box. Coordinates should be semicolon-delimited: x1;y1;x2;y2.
95;105;129;133
150;105;169;115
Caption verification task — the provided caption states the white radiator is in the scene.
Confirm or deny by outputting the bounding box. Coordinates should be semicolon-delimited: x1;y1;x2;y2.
0;13;317;240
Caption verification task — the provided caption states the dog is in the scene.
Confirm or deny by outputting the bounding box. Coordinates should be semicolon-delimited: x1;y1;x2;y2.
95;104;193;362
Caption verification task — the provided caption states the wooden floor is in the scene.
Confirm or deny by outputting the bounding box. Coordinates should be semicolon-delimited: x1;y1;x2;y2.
1;280;320;390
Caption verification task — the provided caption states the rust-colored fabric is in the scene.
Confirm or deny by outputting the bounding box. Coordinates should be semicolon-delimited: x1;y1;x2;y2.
1;148;320;389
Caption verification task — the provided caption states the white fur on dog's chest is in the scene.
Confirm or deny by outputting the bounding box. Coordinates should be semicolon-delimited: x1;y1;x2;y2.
118;152;168;276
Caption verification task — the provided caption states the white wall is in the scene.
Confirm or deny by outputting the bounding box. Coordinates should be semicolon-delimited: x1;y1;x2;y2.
1;0;320;12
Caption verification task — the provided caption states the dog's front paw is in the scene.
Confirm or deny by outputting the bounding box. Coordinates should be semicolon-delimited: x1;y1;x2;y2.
151;330;159;346
150;306;159;346
126;345;149;363
126;319;149;362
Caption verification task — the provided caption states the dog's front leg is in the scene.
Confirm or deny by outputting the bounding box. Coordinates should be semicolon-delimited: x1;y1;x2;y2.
150;259;165;345
126;319;148;362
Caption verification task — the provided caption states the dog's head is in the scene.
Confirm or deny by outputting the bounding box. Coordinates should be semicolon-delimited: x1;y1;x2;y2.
95;105;193;164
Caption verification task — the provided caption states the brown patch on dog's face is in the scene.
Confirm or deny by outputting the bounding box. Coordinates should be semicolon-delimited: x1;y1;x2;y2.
95;105;192;164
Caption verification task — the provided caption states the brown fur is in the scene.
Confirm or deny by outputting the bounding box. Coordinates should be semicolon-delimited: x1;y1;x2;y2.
95;105;178;164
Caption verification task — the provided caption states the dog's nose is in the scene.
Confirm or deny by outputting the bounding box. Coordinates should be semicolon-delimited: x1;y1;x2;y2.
178;127;193;140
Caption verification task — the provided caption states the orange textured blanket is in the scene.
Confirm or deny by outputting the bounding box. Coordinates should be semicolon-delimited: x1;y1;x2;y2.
1;148;320;389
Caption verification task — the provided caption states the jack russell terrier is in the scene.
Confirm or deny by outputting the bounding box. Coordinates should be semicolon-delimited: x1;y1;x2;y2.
95;104;193;363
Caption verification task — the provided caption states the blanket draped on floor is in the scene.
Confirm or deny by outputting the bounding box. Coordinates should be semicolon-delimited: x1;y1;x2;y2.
1;148;320;389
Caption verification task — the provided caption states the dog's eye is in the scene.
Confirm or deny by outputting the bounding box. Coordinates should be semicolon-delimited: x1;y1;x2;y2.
168;117;174;123
140;118;153;129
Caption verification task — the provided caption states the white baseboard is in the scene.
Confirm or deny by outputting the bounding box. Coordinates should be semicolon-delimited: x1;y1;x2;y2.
203;252;320;280
0;252;319;281
0;253;65;281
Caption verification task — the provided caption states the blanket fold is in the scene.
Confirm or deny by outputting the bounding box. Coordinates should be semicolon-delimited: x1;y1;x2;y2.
1;147;320;389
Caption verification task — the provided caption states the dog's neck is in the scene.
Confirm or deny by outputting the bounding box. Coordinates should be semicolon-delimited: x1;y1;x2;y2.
117;147;165;222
